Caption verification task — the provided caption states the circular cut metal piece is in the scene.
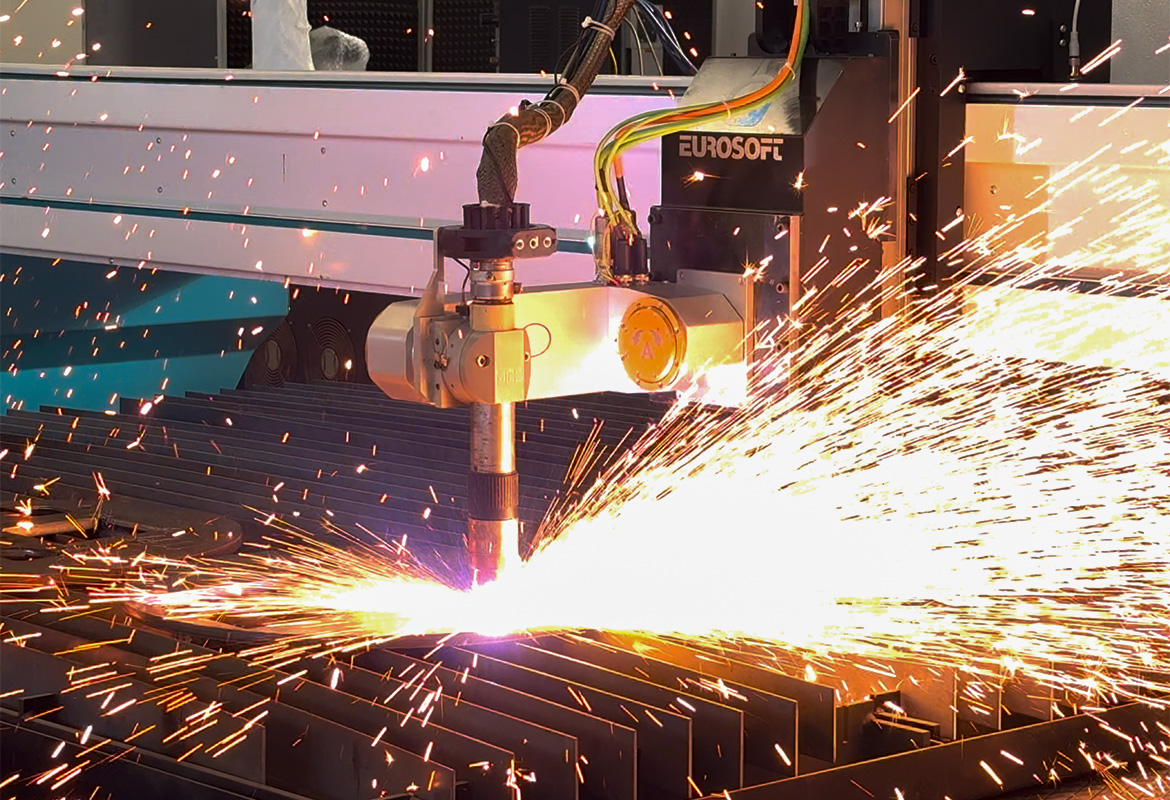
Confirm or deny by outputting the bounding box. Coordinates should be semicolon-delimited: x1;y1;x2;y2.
618;296;687;390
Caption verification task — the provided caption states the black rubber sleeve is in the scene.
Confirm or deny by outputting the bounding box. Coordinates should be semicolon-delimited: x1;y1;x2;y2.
468;471;520;520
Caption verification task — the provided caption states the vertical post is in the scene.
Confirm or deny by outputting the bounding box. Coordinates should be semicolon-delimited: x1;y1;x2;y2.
217;0;229;68
417;0;434;72
879;0;917;320
785;215;803;378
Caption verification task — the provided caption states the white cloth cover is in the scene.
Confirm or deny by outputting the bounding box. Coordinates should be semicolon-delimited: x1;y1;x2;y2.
251;0;314;71
309;26;370;71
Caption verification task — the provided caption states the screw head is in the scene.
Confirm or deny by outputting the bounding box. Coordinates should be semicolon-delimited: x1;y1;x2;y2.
476;354;491;368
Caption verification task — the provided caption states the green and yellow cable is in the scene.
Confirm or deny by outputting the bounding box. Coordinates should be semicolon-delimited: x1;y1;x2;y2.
593;0;809;232
598;1;808;224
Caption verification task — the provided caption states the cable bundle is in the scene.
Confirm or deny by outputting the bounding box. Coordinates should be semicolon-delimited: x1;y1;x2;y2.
476;0;636;206
594;0;809;236
633;0;697;75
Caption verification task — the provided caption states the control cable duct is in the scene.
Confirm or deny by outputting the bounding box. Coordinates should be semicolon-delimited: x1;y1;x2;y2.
595;0;809;235
476;0;637;206
587;0;808;283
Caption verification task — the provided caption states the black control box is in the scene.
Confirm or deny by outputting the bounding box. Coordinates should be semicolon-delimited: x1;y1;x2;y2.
660;131;805;215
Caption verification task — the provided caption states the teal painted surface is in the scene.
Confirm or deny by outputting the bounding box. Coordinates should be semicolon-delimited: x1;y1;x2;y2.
118;274;288;326
2;353;257;414
1;255;288;414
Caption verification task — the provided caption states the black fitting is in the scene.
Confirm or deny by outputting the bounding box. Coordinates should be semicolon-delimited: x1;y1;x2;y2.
439;204;556;261
612;230;648;281
468;472;519;520
463;202;531;231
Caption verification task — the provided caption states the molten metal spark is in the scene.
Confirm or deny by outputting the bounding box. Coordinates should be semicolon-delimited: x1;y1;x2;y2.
4;102;1170;798
67;153;1170;727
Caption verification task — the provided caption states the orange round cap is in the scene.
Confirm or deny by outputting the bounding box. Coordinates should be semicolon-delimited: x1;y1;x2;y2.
617;297;686;390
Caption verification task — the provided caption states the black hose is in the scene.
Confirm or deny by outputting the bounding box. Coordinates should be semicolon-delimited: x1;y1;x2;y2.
475;0;635;206
635;0;697;74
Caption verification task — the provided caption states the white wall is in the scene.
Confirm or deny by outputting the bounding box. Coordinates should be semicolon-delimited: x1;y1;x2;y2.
0;0;86;65
1111;0;1170;84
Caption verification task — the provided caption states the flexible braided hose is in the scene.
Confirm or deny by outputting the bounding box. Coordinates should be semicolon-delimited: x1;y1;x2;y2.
476;0;635;206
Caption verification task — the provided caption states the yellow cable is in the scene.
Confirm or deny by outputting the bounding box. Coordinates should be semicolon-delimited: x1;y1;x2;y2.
593;0;809;231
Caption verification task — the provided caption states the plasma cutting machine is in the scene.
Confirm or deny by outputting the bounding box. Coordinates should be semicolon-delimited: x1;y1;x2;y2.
355;0;1169;586
3;2;1170;800
2;1;1165;587
363;199;757;583
360;1;901;582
